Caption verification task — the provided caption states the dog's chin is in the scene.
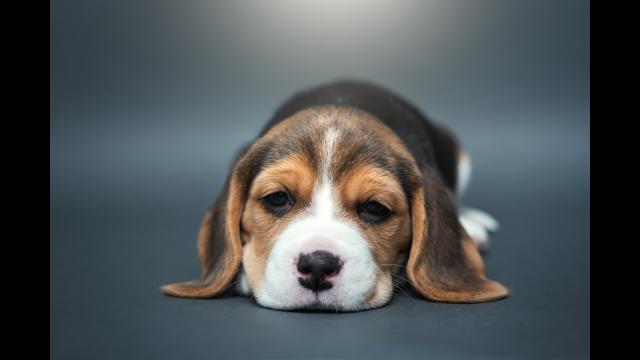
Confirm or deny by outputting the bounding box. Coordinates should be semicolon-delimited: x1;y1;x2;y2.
255;298;385;313
252;285;394;313
289;301;372;313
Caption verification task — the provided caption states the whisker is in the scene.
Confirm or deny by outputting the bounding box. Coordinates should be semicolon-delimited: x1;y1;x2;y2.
379;263;407;268
390;273;410;283
392;283;409;297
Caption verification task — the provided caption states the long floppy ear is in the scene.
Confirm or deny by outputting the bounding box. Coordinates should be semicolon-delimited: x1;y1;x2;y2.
161;150;251;298
406;167;508;303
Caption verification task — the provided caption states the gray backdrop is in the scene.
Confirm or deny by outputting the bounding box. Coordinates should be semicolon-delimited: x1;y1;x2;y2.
51;0;589;358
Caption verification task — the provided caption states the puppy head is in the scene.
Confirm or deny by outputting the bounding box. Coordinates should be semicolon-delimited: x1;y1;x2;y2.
162;106;508;311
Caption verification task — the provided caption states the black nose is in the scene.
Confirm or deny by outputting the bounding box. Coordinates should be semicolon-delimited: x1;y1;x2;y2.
296;250;342;292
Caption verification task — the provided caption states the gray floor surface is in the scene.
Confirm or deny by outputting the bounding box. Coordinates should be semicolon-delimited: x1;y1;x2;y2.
50;110;589;359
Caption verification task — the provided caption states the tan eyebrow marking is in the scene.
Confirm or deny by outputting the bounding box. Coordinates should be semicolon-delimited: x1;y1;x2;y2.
250;154;317;201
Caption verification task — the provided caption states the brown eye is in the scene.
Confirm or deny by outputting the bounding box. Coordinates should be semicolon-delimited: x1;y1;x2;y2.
358;200;391;223
262;191;294;215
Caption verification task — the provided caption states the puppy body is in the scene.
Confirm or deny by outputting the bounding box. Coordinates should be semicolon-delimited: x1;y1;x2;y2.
163;81;508;311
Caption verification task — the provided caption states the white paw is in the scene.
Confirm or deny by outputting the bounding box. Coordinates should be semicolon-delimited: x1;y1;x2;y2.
236;270;252;296
459;207;500;251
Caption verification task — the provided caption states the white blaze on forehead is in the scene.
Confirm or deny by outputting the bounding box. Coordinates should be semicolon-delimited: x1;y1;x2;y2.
321;126;340;174
310;126;341;220
311;181;336;220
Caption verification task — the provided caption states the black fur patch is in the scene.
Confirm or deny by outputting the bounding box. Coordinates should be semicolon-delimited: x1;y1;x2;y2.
261;80;460;192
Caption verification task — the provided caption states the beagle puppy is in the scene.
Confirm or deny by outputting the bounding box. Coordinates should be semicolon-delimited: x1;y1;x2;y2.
162;80;508;311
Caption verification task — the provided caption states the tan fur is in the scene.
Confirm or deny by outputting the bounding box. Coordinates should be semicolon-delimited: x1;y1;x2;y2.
196;210;214;275
240;154;319;289
250;154;316;202
364;270;393;307
337;164;412;293
462;232;485;276
162;171;245;297
406;188;508;302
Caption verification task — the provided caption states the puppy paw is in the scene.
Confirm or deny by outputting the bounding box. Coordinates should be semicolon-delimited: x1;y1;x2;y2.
459;207;500;252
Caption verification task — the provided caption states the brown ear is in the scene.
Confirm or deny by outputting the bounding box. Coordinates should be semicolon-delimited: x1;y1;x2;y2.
161;152;250;298
406;167;508;303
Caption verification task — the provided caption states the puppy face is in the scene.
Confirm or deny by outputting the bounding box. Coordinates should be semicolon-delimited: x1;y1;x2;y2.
241;156;412;310
163;106;508;311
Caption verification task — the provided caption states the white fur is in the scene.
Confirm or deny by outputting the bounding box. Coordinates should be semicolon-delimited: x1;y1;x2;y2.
456;150;472;197
252;128;379;311
457;151;499;250
236;271;251;296
459;206;500;250
460;206;499;231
